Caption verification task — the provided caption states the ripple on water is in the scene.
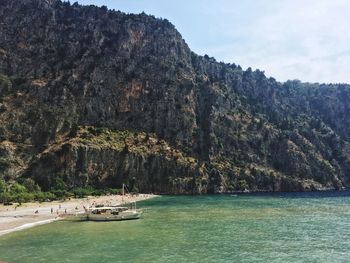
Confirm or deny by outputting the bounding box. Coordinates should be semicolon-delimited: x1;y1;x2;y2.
0;193;350;263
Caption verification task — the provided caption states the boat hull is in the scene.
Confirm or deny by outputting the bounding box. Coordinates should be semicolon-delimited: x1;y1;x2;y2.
65;206;142;222
87;210;141;221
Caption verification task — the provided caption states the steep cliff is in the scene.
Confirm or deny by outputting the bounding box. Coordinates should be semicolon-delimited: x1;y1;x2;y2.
0;0;349;193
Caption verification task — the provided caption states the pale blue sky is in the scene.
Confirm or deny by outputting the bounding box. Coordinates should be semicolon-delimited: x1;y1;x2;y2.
76;0;350;84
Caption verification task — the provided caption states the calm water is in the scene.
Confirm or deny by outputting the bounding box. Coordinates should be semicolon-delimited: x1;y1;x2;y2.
1;192;350;263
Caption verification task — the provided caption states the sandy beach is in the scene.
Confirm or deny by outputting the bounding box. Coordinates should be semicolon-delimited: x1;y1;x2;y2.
0;194;157;236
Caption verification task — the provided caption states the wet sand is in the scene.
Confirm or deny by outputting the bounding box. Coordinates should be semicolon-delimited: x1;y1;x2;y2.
0;194;157;236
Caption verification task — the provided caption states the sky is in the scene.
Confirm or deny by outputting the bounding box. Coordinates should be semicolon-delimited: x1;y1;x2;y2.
76;0;350;84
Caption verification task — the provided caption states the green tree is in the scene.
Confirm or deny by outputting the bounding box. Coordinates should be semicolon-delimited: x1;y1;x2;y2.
22;178;41;192
237;179;249;191
0;178;6;193
10;182;27;195
0;192;11;203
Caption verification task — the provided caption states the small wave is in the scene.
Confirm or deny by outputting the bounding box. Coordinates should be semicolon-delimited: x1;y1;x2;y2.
0;218;60;236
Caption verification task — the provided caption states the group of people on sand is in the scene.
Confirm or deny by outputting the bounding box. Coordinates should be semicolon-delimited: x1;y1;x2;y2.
34;205;68;215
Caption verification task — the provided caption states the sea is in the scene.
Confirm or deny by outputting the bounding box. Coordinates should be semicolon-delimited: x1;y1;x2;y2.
1;191;350;262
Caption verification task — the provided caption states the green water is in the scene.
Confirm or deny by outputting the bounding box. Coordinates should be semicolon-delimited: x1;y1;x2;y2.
1;192;350;263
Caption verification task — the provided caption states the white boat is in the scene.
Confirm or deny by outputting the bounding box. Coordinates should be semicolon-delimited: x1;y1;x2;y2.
84;204;142;221
66;203;142;221
66;185;142;221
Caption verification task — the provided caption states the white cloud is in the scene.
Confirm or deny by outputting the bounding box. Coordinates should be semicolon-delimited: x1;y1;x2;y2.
205;0;350;83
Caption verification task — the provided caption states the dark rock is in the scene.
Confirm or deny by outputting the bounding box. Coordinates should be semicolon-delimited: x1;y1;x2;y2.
0;0;349;193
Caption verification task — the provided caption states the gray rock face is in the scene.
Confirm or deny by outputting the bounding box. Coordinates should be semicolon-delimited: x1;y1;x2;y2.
0;0;350;193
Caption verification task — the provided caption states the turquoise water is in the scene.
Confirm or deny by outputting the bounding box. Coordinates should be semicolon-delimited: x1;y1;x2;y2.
1;192;350;262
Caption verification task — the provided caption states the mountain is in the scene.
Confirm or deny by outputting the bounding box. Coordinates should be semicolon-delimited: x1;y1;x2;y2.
0;0;350;194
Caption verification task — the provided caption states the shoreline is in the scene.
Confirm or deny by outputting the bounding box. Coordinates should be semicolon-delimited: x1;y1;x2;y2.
0;218;60;236
0;194;157;237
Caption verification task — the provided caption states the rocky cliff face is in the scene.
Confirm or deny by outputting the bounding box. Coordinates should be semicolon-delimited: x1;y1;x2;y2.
0;0;350;193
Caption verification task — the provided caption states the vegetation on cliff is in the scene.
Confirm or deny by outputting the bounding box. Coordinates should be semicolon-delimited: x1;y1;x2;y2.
0;0;350;198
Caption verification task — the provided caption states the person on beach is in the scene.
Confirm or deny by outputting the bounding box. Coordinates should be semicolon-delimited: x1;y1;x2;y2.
51;208;53;213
